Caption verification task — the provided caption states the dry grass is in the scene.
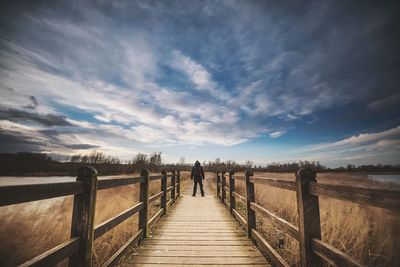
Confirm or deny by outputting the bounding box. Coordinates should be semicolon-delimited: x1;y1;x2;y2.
207;172;400;266
0;172;191;266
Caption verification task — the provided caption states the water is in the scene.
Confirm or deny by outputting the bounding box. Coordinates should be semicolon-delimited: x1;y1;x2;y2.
368;174;400;184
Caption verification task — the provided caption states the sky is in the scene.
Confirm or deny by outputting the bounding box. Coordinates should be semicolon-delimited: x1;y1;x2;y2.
0;0;399;167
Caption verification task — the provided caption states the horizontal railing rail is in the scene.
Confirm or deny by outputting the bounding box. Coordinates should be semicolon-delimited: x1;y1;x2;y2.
0;181;85;206
216;169;400;267
0;167;181;267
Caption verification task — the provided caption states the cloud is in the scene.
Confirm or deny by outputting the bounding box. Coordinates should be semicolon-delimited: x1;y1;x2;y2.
64;144;99;149
0;0;399;165
269;131;285;138
169;50;230;99
0;107;71;127
368;93;400;110
311;126;400;151
283;126;400;166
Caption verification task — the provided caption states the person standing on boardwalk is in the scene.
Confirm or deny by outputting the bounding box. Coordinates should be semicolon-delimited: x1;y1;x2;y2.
191;160;205;197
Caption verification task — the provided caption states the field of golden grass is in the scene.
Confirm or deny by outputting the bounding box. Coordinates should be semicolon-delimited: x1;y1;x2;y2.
1;172;399;266
206;172;400;267
0;172;192;266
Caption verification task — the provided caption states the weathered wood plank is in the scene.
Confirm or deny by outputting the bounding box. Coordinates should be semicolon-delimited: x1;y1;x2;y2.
296;168;322;267
97;177;144;190
69;166;97;267
176;171;181;197
161;170;167;215
102;229;143;267
221;172;227;203
139;169;149;238
150;232;246;237
311;239;366;267
167;199;173;207
245;170;256;239
216;171;221;198
127;264;269;267
250;202;299;240
152;230;245;234
19;237;80;267
251;229;290;267
128;256;267;264
133;245;259;251
171;171;176;204
233;191;246;202
250;177;296;191
144;240;254;246
308;182;400;211
149;236;250;241
148;208;164;229
148;191;164;204
132;250;262;257
149;175;163;181
94;202;144;239
232;209;247;229
0;181;84;207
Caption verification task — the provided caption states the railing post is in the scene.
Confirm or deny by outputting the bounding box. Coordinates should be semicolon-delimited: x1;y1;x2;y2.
216;171;221;199
161;170;167;215
171;170;176;203
139;169;149;238
221;171;226;203
296;168;322;267
69;166;98;267
245;169;255;239
176;171;181;198
229;171;235;215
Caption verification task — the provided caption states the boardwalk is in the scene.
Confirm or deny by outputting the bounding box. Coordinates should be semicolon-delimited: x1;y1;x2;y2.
2;169;396;266
123;181;270;267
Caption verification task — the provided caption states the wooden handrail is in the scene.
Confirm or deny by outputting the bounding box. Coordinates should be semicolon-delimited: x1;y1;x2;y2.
149;175;163;181
102;229;143;267
308;182;400;211
251;229;290;267
216;169;396;267
250;176;296;191
19;237;80;267
232;209;247;229
232;191;246;202
148;191;164;204
148;208;164;229
94;202;144;239
311;239;366;267
97;176;144;190
0;181;84;207
250;202;299;240
3;167;180;267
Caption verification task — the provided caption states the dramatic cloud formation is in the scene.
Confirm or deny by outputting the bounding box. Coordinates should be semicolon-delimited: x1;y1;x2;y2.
0;0;399;166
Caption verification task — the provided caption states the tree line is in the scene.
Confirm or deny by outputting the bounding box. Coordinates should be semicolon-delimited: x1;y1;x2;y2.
0;152;399;176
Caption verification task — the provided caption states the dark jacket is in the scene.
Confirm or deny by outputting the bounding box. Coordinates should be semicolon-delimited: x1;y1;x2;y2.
191;165;205;180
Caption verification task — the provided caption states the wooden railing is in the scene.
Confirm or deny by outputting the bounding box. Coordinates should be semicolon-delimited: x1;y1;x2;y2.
0;167;181;267
216;169;400;267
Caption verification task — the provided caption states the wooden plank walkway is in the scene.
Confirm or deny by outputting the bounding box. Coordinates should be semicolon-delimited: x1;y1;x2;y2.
122;181;270;267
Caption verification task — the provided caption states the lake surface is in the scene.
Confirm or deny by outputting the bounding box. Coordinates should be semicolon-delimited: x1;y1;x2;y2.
368;174;400;184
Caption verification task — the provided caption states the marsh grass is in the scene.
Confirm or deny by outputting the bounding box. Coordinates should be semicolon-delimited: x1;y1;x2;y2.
206;172;400;266
0;172;191;266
